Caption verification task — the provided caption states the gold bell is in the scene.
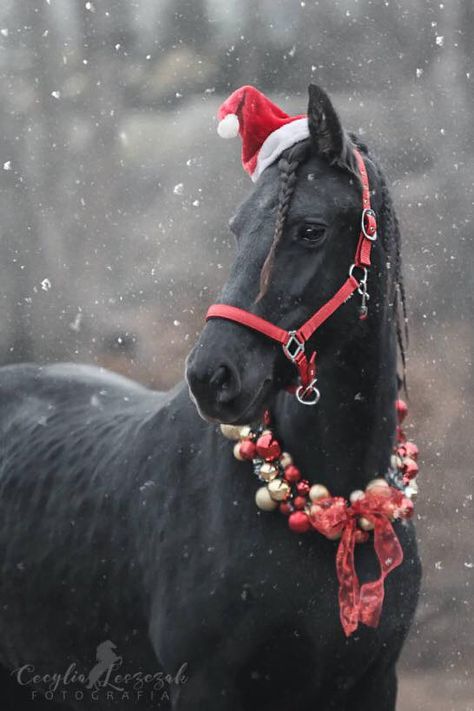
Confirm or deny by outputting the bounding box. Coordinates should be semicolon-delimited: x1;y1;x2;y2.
259;462;278;481
268;479;290;501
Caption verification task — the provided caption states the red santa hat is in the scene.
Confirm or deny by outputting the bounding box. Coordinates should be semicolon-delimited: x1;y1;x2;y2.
217;85;309;182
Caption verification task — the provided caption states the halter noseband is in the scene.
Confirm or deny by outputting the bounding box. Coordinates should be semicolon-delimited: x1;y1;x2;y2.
206;148;377;406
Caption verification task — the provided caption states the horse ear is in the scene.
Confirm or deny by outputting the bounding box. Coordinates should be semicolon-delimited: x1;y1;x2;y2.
307;84;345;160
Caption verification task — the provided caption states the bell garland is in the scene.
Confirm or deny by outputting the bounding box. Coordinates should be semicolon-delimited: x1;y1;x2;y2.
220;400;420;636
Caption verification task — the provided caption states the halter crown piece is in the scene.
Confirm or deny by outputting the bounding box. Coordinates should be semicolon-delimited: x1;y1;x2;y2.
207;85;377;406
206;87;418;635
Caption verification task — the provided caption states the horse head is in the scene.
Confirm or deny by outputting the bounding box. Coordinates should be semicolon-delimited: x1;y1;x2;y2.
186;84;400;424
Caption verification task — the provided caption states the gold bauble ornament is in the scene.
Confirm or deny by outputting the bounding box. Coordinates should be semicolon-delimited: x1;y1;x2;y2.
366;478;390;494
309;484;330;502
220;423;242;440
358;516;375;531
233;442;245;461
405;479;419;500
350;489;365;504
259;462;278;481
268;479;290;501
239;425;252;439
255;486;278;511
279;452;293;468
391;454;403;470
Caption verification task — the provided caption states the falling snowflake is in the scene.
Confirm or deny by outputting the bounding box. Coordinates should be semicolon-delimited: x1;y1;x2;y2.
436;35;444;47
416;68;423;78
40;278;51;292
139;481;156;493
51;90;61;99
173;183;184;196
0;29;8;37
3;161;11;170
69;312;82;332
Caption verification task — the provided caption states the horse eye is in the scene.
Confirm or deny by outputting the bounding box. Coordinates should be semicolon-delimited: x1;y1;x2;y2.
298;224;326;245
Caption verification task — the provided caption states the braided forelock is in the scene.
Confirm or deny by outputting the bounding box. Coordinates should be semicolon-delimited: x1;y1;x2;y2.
256;140;311;302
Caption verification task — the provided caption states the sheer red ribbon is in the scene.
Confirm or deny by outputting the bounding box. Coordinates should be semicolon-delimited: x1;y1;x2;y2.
309;489;413;637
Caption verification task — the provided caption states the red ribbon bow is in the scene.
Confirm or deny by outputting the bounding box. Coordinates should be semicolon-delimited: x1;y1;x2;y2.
309;488;413;637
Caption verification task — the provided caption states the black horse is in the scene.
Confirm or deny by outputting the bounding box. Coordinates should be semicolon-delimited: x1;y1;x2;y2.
0;85;421;710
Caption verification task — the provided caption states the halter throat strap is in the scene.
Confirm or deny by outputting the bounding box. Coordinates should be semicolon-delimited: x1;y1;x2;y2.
206;147;377;405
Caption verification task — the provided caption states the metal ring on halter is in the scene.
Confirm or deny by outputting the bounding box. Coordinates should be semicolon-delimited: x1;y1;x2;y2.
296;379;321;406
349;264;368;285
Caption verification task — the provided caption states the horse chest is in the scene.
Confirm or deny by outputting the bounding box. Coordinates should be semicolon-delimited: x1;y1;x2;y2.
150;486;406;677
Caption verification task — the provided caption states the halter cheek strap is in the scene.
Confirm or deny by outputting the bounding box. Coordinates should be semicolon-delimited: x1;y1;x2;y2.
206;148;377;406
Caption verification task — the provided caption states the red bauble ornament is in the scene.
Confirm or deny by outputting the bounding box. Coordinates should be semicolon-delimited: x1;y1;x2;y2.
403;458;419;480
293;496;307;510
256;432;281;461
396;399;408;423
284;465;301;483
404;442;419;461
279;502;293;516
296;480;310;496
238;439;257;460
288;511;311;533
396;426;407;444
399;497;414;518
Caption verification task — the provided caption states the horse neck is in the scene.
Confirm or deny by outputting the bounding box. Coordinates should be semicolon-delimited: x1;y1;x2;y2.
272;312;397;497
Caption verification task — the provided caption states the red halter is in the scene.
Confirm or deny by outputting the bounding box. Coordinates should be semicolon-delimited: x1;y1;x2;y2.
206;148;377;405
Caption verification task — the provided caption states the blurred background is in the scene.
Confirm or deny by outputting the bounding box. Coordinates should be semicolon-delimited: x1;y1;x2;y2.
0;0;472;708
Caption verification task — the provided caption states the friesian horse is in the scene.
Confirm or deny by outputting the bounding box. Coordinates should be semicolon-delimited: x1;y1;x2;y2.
0;85;421;710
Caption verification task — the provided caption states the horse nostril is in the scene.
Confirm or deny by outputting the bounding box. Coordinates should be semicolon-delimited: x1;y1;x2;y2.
209;365;228;389
186;354;242;407
209;364;241;403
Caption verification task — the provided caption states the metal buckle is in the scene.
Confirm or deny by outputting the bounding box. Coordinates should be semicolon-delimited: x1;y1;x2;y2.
349;264;370;319
296;379;321;406
361;208;377;241
282;331;305;362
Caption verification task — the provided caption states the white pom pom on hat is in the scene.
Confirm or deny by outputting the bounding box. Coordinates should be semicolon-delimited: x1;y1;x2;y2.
217;113;240;139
